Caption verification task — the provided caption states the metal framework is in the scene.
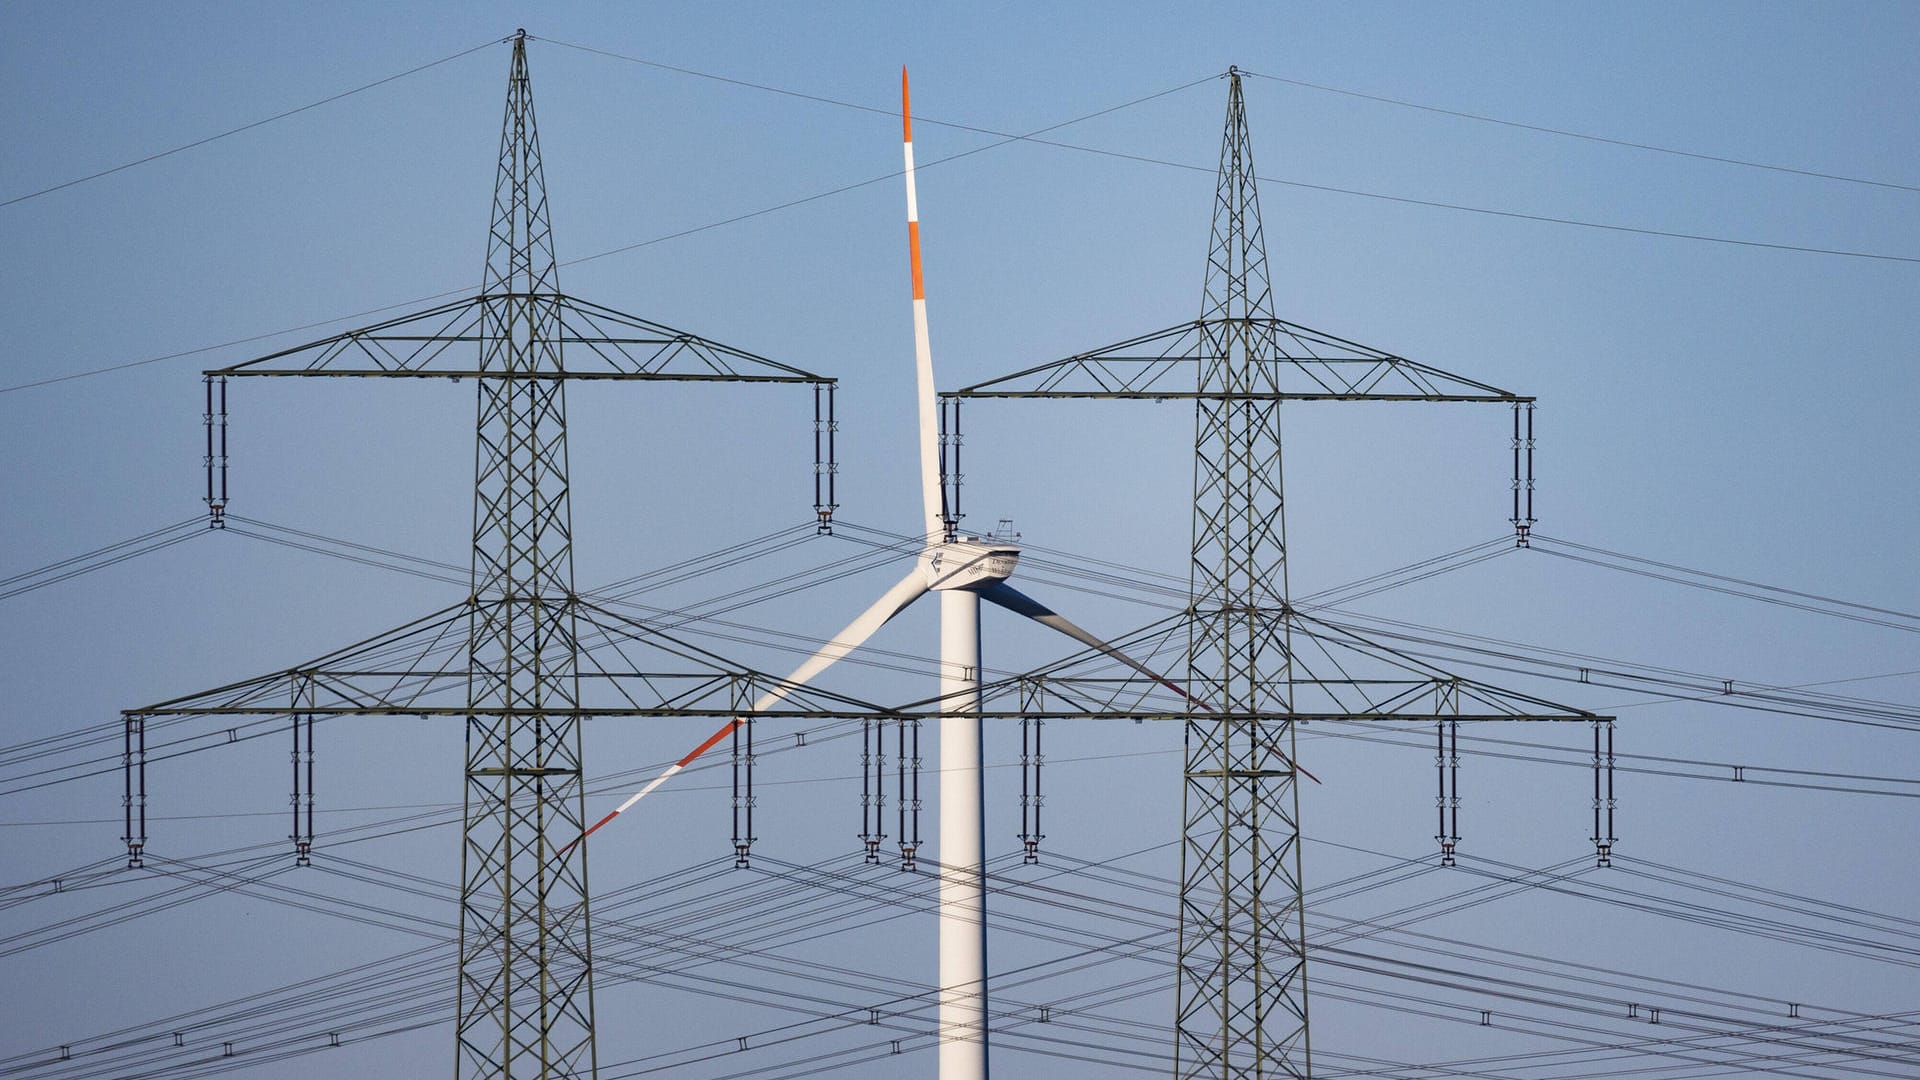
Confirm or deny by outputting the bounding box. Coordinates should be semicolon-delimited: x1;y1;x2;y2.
944;68;1602;1079
121;33;845;1080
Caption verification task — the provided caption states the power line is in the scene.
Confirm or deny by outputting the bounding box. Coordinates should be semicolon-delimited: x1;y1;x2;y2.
21;837;1919;1078
551;47;1920;265
0;38;502;210
1241;69;1920;195
1533;533;1920;630
0;518;205;601
1308;721;1920;801
15;50;1918;401
0;69;1208;397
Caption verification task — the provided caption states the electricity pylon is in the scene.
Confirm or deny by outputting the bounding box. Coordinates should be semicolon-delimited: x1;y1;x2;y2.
119;32;893;1078
945;68;1608;1079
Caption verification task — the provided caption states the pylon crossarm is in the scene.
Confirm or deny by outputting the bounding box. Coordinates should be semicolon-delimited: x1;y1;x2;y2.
557;295;829;382
977;677;1192;719
946;316;1530;402
125;704;910;719
966;668;1600;723
123;630;908;717
956;606;1600;723
124;601;904;720
570;600;910;717
962;707;1602;722
1289;609;1601;718
124;602;473;715
210;297;486;375
206;292;832;384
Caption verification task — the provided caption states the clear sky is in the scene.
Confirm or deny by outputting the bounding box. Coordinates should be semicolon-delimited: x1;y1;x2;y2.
3;3;1917;1077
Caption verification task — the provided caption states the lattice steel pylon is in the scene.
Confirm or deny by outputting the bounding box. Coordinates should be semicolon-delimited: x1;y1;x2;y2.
457;33;594;1077
1177;67;1311;1078
941;67;1604;1079
120;32;861;1079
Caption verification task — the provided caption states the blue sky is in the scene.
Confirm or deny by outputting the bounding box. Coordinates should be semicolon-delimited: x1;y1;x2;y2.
3;3;1917;1077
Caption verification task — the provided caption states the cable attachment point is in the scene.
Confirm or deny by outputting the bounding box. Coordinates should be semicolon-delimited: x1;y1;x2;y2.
813;382;838;535
1591;719;1616;867
1510;401;1535;547
1019;695;1045;863
203;375;229;529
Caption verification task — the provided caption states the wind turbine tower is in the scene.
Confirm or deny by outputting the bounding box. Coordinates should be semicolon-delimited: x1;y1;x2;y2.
580;68;1208;1080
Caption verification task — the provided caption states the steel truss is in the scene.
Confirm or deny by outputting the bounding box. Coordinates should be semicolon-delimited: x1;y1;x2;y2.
122;33;837;1080
943;68;1605;1079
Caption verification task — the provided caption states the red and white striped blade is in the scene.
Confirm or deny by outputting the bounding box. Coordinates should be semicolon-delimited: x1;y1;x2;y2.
566;569;932;851
977;580;1322;783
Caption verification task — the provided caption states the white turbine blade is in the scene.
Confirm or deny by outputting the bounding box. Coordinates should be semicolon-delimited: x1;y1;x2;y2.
979;581;1322;783
978;580;1214;712
902;66;945;543
569;569;931;850
756;567;931;710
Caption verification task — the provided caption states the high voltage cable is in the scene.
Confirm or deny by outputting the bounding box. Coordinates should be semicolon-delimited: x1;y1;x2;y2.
15;526;1920;1060
539;36;1212;147
622;849;1751;1076
551;42;1920;265
1240;70;1920;195
1310;721;1920;800
1303;980;1913;1080
0;731;1180;931
1630;854;1920;935
1317;601;1920;717
1316;613;1920;733
0;517;202;588
1453;853;1920;969
614;841;1920;1076
12;48;1917;399
6;519;1909;796
1533;533;1920;628
1304;956;1920;1080
660;849;1920;1076
0;39;502;210
1050;839;1920;1012
15;845;1128;1060
1040;853;1920;1079
0;519;205;601
18;845;1182;1068
226;514;468;574
0;522;887;793
22;841;1912;1076
0;66;1215;397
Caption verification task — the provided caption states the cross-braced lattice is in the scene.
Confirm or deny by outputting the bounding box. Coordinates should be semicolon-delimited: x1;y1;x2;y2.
943;67;1599;1080
122;33;843;1079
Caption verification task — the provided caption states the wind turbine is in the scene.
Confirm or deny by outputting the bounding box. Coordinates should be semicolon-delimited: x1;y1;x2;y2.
580;68;1194;1079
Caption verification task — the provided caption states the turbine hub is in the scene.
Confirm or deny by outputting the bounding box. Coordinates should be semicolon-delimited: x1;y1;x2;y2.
923;537;1020;591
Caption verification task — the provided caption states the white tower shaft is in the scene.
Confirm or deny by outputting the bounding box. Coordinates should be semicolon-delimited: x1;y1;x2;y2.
580;69;1201;1080
938;586;988;1078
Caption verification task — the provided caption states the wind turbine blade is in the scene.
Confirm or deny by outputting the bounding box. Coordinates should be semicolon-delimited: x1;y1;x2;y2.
902;66;945;543
978;580;1213;712
569;569;932;850
761;567;931;705
978;581;1322;783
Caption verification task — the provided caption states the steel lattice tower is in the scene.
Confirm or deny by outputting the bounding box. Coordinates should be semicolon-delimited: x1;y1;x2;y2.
458;34;595;1078
1176;68;1310;1078
941;65;1606;1080
120;32;862;1079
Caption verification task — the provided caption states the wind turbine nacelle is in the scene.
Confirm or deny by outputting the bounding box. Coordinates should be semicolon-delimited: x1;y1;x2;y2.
924;538;1021;591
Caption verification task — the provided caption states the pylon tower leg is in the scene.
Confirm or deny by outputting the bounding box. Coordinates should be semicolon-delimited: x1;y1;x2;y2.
455;33;598;1079
1175;68;1312;1079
